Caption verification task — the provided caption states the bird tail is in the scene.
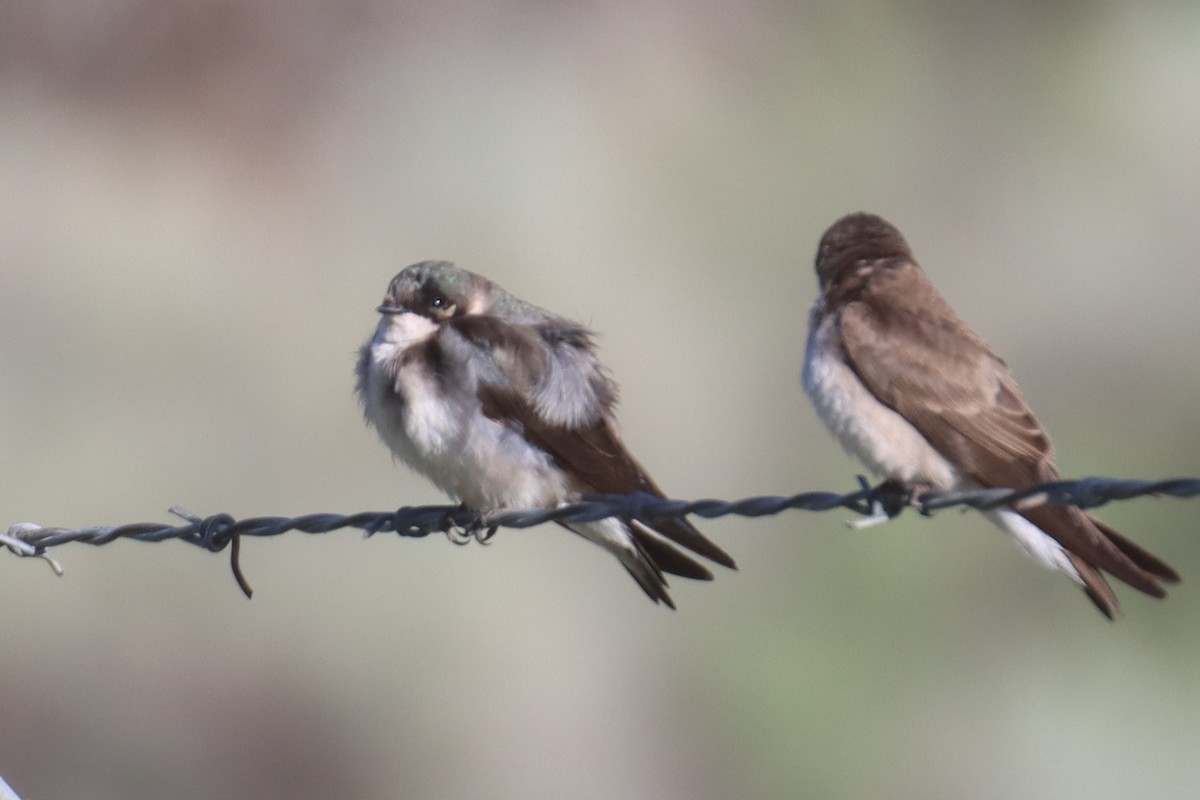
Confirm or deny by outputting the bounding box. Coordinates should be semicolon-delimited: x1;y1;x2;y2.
561;516;739;609
989;505;1179;618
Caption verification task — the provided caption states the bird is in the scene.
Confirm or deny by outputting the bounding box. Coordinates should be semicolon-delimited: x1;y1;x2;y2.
356;261;736;608
801;212;1178;617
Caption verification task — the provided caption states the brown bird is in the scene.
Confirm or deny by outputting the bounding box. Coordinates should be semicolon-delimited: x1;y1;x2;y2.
802;212;1179;617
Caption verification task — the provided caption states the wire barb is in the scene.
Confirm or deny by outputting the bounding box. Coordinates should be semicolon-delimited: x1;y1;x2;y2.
0;525;64;576
3;476;1196;595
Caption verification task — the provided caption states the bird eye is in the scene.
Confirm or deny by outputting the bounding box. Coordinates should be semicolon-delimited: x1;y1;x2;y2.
426;293;458;319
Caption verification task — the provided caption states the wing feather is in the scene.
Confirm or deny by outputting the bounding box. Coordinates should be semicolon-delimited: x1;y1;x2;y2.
448;313;736;572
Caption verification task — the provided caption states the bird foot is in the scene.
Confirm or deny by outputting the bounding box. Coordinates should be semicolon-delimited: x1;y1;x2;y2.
443;505;499;545
846;479;932;528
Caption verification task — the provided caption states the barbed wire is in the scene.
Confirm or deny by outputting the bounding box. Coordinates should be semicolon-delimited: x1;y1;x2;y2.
3;476;1196;598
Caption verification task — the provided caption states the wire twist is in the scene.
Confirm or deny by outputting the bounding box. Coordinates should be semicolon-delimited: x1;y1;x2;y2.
3;476;1196;597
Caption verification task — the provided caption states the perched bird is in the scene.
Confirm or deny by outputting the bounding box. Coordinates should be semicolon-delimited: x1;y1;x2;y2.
357;261;735;607
802;212;1179;617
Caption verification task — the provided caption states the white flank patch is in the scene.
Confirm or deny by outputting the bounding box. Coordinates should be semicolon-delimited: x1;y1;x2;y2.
564;517;645;577
983;508;1082;582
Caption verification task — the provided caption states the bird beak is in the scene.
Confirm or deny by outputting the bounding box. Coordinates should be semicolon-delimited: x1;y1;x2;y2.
376;303;403;315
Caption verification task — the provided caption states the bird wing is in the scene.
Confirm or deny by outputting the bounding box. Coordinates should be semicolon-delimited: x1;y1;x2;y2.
448;314;736;575
838;266;1048;486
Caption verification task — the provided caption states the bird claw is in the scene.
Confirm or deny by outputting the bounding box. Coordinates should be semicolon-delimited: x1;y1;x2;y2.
445;525;497;545
443;506;499;545
847;479;933;528
444;526;475;545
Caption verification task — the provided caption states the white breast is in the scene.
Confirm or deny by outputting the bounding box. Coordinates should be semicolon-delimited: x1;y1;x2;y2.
363;312;571;511
801;309;959;490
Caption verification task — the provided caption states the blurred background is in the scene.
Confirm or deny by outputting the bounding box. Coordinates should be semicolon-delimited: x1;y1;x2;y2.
2;2;1199;798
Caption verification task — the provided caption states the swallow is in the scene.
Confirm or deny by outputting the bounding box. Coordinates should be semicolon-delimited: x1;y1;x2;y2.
802;212;1178;617
357;261;736;607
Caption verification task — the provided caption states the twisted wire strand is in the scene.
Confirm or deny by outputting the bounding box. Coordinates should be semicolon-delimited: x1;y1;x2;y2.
3;476;1196;598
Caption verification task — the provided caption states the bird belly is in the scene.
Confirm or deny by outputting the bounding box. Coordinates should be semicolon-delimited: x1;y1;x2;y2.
802;314;959;490
449;416;573;511
363;341;570;511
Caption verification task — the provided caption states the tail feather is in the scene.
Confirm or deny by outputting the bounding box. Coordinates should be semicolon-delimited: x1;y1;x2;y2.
562;518;678;608
1089;516;1180;584
561;511;736;607
1020;505;1169;600
648;517;738;571
990;506;1176;617
619;539;676;609
633;521;715;581
1064;551;1119;620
